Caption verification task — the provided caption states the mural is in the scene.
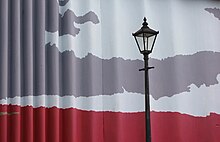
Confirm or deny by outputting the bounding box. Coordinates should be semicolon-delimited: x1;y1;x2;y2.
0;0;220;142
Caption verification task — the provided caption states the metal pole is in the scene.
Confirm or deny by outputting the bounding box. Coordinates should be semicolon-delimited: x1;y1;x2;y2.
144;52;151;142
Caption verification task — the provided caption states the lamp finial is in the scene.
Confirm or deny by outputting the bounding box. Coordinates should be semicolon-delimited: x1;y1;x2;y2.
142;17;148;26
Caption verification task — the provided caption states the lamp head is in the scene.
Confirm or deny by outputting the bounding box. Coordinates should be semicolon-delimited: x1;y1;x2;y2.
132;17;159;54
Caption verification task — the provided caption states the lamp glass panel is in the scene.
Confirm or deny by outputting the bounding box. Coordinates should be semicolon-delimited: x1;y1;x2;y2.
144;35;156;51
136;36;144;52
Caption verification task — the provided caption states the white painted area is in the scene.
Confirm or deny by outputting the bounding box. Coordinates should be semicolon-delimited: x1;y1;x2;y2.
45;0;102;58
47;0;220;60
45;31;59;47
151;74;220;117
1;89;145;113
2;74;220;117
59;0;100;17
45;22;102;59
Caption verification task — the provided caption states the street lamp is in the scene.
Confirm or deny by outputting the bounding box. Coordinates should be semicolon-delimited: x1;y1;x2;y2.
132;17;159;142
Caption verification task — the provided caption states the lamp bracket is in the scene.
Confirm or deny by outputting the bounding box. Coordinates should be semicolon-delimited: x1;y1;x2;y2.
139;67;154;71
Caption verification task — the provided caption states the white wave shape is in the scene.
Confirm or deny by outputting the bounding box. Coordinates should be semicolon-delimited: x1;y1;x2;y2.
151;74;220;117
0;89;145;113
1;75;220;116
58;0;100;17
45;22;102;59
46;0;103;59
50;0;220;60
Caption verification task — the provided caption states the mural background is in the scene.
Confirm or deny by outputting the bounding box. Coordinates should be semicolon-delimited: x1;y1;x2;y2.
0;0;220;142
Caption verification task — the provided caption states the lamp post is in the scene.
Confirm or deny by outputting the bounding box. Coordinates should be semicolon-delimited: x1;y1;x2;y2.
132;17;159;142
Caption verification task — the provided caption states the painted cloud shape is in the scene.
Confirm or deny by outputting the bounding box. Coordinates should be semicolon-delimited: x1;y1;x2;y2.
46;0;100;37
58;10;99;36
58;0;69;6
205;7;220;20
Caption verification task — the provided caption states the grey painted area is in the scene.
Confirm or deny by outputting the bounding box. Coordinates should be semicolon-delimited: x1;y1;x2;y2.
45;44;141;97
44;45;220;100
21;0;34;96
59;0;69;6
0;0;8;98
9;0;21;98
150;51;220;99
205;7;220;20
46;44;61;95
45;0;99;36
59;10;99;36
60;45;103;96
45;45;220;99
34;0;46;95
45;0;59;33
0;0;47;97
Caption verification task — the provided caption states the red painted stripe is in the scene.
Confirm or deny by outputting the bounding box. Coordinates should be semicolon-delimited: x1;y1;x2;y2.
151;112;220;142
1;105;220;142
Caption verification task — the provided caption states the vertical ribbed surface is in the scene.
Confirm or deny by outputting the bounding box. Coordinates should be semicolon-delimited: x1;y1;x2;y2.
34;0;46;96
33;1;46;142
9;0;21;98
0;1;8;142
0;0;8;100
45;1;60;142
0;0;63;97
8;1;21;142
21;0;33;96
21;1;34;142
45;0;59;95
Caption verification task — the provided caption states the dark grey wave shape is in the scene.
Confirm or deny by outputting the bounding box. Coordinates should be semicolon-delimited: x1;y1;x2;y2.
45;44;220;100
59;10;99;36
150;52;220;99
44;43;143;97
45;0;100;36
59;0;69;6
205;7;220;20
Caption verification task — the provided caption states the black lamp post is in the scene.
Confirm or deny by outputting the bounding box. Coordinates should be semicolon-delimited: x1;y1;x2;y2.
132;17;159;142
